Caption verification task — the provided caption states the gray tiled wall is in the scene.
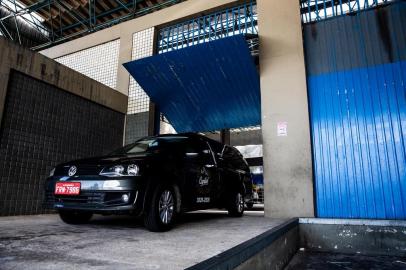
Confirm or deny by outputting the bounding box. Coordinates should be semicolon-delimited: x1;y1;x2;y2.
0;71;125;216
125;112;149;145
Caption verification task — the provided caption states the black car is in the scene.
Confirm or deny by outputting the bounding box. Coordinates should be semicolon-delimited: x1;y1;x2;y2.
44;133;253;231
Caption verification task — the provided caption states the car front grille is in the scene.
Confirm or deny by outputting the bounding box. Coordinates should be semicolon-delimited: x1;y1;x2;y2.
55;165;102;176
76;165;103;176
55;191;105;204
45;191;133;207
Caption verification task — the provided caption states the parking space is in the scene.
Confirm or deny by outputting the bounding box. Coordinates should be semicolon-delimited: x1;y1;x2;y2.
0;210;283;270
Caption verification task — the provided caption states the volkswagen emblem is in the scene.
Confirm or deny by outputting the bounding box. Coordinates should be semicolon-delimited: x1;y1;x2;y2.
68;166;77;176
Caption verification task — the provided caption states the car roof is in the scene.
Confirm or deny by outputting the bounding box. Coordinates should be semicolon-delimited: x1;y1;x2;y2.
142;133;226;146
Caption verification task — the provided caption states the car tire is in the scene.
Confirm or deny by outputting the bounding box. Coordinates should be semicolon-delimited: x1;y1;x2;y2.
227;191;245;217
144;185;177;232
59;210;93;224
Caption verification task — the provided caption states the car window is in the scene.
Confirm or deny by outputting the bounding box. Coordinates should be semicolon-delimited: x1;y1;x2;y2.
128;139;158;153
208;141;225;161
182;139;200;154
110;136;189;155
186;137;216;162
222;146;249;170
155;137;189;152
109;139;157;155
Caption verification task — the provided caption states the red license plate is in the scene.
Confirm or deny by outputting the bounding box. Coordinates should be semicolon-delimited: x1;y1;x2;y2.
55;182;81;195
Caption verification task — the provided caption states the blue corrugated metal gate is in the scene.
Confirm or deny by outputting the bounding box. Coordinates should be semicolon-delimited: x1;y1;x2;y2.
124;35;260;133
304;2;406;219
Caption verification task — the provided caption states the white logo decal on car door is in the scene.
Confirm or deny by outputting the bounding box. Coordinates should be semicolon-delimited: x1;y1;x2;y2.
198;167;209;186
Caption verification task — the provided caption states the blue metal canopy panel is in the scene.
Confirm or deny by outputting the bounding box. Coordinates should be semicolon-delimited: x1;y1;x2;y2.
123;35;260;132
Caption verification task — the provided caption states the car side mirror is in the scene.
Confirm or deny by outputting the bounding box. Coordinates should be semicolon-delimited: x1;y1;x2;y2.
185;152;199;158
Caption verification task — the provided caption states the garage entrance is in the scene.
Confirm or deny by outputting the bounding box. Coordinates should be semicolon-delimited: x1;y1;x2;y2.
124;1;265;206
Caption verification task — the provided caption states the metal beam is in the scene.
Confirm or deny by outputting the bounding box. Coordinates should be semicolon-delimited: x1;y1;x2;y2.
12;0;182;50
54;0;88;29
59;0;139;32
12;0;22;44
300;0;392;22
48;0;54;40
88;0;93;28
1;0;52;20
59;0;178;34
114;0;130;12
0;19;14;40
0;0;52;36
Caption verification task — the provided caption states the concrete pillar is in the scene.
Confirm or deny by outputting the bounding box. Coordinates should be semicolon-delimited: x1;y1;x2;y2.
257;0;314;218
116;33;133;96
220;129;231;145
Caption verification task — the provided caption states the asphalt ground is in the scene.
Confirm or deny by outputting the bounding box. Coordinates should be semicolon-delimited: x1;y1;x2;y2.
0;207;285;270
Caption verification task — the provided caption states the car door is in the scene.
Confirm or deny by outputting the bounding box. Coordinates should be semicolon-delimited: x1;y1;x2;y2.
182;138;218;208
207;140;226;202
220;146;245;190
228;146;252;196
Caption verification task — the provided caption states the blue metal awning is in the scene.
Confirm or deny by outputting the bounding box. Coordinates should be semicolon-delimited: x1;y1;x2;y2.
123;35;260;132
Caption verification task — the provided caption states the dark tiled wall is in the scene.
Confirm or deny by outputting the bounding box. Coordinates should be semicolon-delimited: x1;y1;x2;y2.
0;71;125;216
125;111;149;145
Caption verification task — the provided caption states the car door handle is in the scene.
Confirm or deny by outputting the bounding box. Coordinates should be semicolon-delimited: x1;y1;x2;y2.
205;164;215;168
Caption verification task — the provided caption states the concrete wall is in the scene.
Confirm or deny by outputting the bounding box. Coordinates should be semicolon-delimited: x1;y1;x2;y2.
235;227;299;270
0;38;127;216
125;111;149;144
257;0;314;218
187;219;299;270
204;130;262;146
299;218;406;257
188;218;405;269
231;130;262;146
0;37;127;121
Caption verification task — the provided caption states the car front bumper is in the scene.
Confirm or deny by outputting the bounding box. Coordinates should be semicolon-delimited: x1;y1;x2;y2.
44;177;145;215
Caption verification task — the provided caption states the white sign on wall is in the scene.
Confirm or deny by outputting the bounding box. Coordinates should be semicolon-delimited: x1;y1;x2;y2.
277;122;288;136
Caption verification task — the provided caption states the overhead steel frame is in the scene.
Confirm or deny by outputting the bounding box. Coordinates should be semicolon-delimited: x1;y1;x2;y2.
0;0;51;44
0;0;184;50
300;0;393;23
157;1;258;56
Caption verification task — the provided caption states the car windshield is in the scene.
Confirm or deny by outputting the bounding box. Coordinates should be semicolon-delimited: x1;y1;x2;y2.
109;138;158;155
109;136;189;155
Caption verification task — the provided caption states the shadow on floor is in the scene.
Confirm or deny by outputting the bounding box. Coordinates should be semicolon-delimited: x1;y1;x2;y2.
85;210;233;229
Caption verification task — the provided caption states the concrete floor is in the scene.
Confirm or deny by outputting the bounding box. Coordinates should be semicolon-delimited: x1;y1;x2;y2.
285;251;406;270
0;209;284;270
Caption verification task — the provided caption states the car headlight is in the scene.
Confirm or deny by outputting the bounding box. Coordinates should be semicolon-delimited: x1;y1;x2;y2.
127;164;139;176
49;167;55;177
99;164;139;177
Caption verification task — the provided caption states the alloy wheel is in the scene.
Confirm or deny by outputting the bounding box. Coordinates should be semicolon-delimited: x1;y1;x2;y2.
237;193;244;213
158;190;174;224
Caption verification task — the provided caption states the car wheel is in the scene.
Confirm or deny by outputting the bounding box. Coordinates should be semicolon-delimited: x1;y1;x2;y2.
227;191;245;217
144;185;177;232
59;210;93;224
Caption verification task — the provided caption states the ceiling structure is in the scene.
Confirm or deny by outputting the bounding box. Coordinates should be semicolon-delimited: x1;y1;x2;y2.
0;0;186;50
0;0;394;50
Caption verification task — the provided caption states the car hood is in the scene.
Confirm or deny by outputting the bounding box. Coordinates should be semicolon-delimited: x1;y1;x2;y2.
58;152;153;167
